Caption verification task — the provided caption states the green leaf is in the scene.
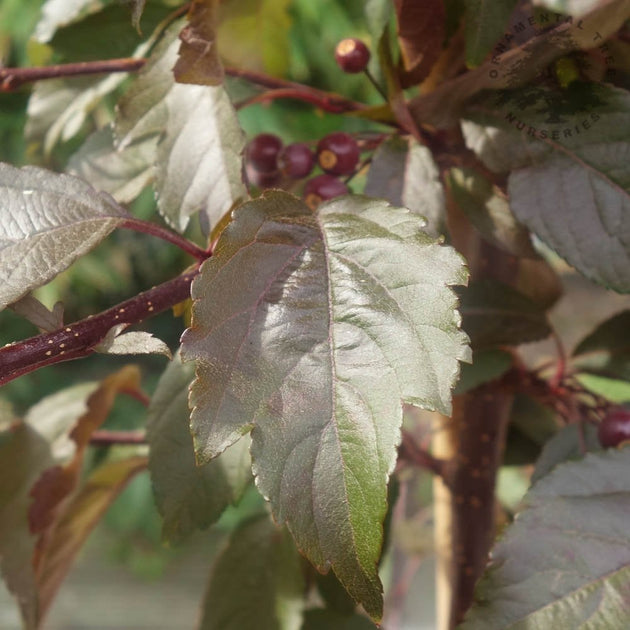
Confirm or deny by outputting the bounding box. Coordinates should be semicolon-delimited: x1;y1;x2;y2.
116;23;246;233
217;0;292;76
68;125;155;204
576;373;630;405
462;84;630;292
365;137;445;235
572;310;630;380
447;167;536;257
531;422;600;484
0;164;128;311
464;0;518;68
457;279;551;348
301;609;377;630
147;354;252;543
199;514;305;630
181;191;470;619
460;448;630;629
365;0;393;42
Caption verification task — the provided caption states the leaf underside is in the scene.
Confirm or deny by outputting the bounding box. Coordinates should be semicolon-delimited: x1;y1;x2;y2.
181;191;470;619
0;163;127;311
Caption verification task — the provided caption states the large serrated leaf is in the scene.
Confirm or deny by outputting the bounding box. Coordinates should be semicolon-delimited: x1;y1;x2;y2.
116;22;246;233
181;191;470;619
147;354;252;543
199;514;304;630
462;84;630;292
0;164;127;311
460;448;630;629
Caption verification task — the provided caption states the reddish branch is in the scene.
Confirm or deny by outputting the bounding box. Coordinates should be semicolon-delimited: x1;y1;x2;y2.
0;56;368;117
0;270;198;387
0;58;146;91
90;430;147;446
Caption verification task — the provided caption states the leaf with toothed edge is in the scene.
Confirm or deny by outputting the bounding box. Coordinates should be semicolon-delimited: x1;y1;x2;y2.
0;163;128;312
181;191;470;620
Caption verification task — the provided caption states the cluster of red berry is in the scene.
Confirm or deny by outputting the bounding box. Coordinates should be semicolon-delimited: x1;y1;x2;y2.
245;131;361;210
244;38;371;210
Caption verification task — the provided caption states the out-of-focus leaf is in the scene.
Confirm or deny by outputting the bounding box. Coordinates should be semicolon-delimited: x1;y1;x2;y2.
67;126;155;204
181;191;470;619
408;1;630;127
48;3;170;62
464;0;519;68
95;328;171;357
33;0;108;43
0;381;101;627
447;167;536;257
462;84;630;291
533;0;604;15
531;422;600;484
199;514;304;630
454;348;513;394
364;136;408;205
393;0;445;86
116;23;246;233
509;393;559;446
301;609;378;630
577;373;630;404
147;354;252;543
572;310;630;380
9;295;64;333
28;366;141;536
458;279;551;348
314;571;357;616
365;137;445;236
365;0;393;42
0;164;128;311
34;456;147;627
129;0;146;31
514;255;563;311
460;449;630;629
218;0;292;76
402;142;446;236
174;0;224;85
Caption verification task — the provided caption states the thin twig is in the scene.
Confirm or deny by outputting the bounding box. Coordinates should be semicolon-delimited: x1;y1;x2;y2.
225;66;366;113
398;430;446;477
0;58;146;91
90;430;147;446
121;218;209;260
